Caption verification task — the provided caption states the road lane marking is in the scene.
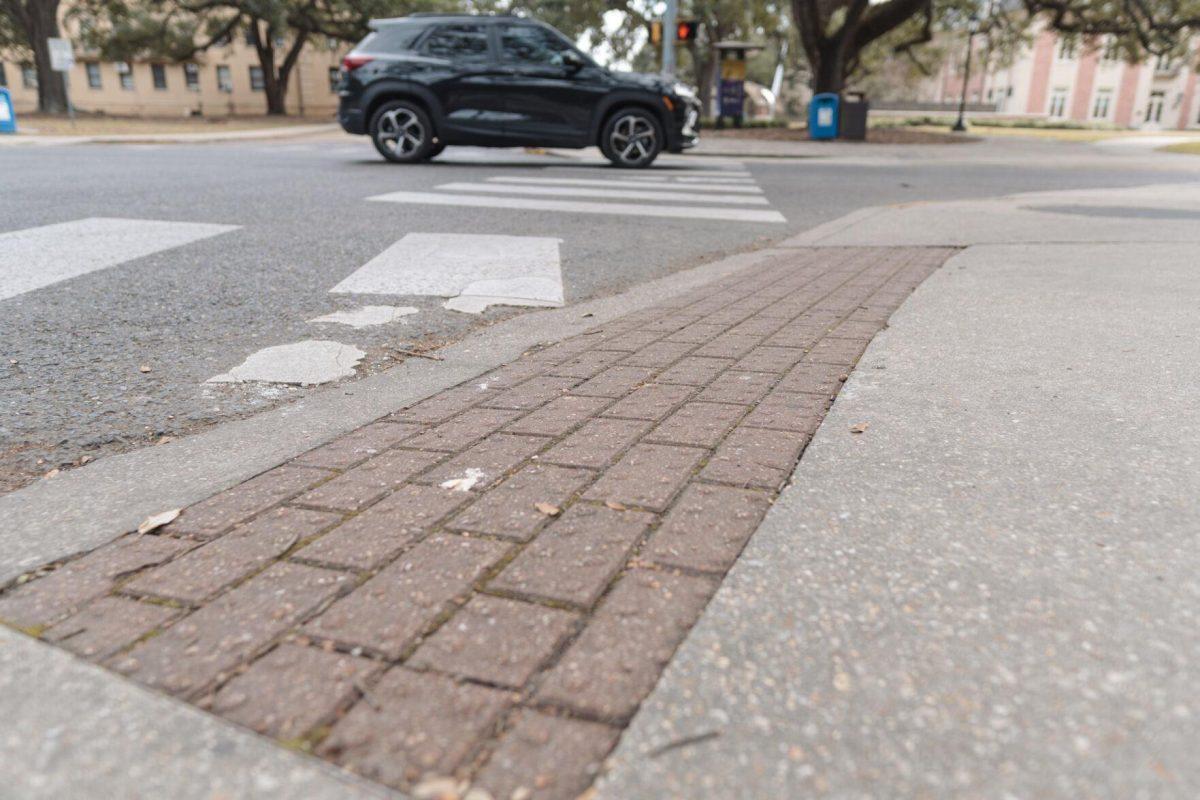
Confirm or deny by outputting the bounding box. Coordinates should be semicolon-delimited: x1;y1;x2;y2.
487;176;763;194
309;306;419;328
331;233;565;313
0;217;239;302
367;191;786;223
435;182;770;205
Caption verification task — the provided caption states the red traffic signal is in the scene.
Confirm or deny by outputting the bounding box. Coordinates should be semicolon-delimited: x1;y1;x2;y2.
675;20;698;42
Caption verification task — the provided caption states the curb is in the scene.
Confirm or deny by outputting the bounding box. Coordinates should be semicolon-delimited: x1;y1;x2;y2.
0;122;338;146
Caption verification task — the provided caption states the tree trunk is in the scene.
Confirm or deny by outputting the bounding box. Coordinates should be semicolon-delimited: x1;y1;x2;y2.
812;43;848;94
23;0;69;113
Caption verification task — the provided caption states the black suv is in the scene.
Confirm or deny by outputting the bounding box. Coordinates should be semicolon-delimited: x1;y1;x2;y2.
336;14;700;168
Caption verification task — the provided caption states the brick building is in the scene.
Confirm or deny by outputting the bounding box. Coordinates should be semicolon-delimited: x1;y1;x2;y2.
1;27;346;118
930;27;1200;129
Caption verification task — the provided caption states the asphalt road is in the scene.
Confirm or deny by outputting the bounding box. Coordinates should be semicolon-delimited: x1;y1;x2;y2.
1;132;1193;492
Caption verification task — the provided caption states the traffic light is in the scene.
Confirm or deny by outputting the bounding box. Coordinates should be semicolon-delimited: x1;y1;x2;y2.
675;20;698;42
650;20;663;45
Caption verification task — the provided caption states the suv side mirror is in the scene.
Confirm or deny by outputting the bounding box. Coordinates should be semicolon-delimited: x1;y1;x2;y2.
561;51;585;72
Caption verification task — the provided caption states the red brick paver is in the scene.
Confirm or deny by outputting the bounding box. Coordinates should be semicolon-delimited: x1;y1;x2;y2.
0;245;953;795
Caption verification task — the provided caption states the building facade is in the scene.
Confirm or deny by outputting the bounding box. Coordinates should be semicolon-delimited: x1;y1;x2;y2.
1;31;347;118
931;28;1200;129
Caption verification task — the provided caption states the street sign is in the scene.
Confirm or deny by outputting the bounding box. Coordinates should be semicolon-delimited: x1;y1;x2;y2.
48;38;74;71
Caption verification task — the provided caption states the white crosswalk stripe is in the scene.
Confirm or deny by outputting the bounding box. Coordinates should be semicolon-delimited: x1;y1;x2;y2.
367;190;786;223
434;182;771;205
487;176;763;194
0;217;239;302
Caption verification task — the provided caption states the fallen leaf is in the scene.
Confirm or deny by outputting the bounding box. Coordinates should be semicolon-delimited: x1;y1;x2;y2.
139;364;152;373
79;455;93;465
849;422;869;434
137;508;180;534
534;502;561;516
604;500;627;511
43;468;60;479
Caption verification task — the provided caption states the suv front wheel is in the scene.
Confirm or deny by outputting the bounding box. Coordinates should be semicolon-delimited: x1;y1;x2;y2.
600;109;663;168
370;100;435;164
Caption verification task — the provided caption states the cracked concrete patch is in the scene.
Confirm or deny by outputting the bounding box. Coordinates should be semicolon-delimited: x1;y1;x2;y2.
208;340;365;386
329;232;564;312
308;306;419;328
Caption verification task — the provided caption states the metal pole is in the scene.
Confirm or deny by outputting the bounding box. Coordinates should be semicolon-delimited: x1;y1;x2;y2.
663;0;678;78
952;29;975;132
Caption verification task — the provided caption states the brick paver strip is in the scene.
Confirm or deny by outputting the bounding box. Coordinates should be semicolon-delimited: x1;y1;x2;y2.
417;433;549;491
402;407;522;452
318;668;512;790
695;370;776;405
582;442;706;512
541;417;652;469
536;569;716;721
646;401;747;449
570;365;656;398
448;464;593;541
169;465;332;539
644;483;773;573
474;710;620;800
0;246;954;797
490;504;655;609
209;643;382;740
293;421;423;470
303;534;508;659
655;355;734;386
125;507;340;603
700;426;811;490
295;484;469;571
600;382;695;421
504;395;612;437
111;562;348;696
0;535;190;629
292;448;444;512
44;596;178;661
408;595;577;687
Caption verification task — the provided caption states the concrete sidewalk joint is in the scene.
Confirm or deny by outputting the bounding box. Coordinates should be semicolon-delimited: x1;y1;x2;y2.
0;245;954;799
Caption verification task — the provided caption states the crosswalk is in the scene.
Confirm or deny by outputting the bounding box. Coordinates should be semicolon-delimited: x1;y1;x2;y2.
368;166;786;224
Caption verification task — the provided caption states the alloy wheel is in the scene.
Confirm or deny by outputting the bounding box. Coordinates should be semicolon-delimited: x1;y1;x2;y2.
376;108;425;156
609;114;657;165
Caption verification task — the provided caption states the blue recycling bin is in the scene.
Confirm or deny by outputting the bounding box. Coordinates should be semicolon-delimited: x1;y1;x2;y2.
0;88;16;135
808;93;839;140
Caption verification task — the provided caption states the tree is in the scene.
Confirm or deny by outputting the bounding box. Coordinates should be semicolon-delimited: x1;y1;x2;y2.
1;0;70;112
73;0;450;114
1020;0;1200;58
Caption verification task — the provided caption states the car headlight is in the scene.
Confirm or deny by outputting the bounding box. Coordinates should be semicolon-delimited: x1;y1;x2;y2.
672;82;697;99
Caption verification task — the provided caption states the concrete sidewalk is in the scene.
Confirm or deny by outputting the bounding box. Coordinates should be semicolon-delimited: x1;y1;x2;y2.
0;122;337;146
600;182;1200;798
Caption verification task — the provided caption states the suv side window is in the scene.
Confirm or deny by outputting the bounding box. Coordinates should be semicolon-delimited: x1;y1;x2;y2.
499;24;576;67
359;22;428;54
421;23;490;62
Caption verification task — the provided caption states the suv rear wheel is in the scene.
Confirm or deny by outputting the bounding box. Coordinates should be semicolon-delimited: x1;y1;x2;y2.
600;108;663;168
370;100;434;163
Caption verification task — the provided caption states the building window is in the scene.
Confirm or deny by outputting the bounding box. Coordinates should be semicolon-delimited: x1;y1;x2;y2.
1057;36;1077;60
86;61;102;89
151;63;167;89
0;63;6;87
1091;89;1112;119
249;66;265;91
117;61;134;90
1154;53;1175;73
1048;87;1069;117
328;66;339;92
216;65;232;93
183;63;200;91
21;63;37;89
1145;90;1165;123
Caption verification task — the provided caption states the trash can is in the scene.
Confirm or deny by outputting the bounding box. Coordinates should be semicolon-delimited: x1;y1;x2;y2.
808;93;839;140
0;88;16;135
840;92;869;141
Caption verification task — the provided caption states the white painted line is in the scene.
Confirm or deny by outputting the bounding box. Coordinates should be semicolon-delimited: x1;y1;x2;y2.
367;191;786;224
331;232;565;312
487;176;763;194
208;340;364;385
436;181;770;206
0;217;238;302
674;176;758;184
309;305;419;328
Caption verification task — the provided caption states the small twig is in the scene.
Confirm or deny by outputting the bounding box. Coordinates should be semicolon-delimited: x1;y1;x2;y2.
647;729;722;758
391;348;444;361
